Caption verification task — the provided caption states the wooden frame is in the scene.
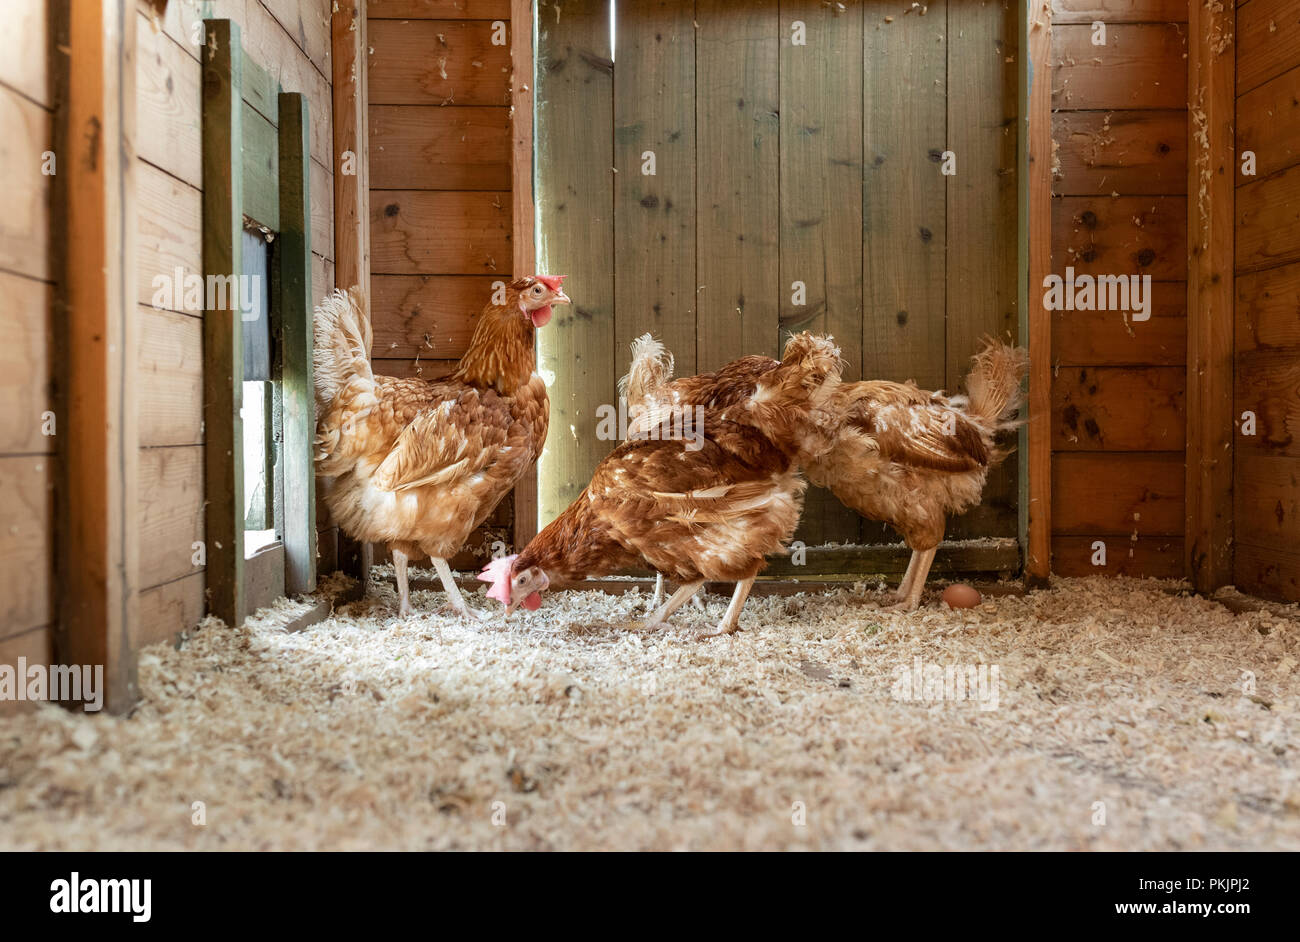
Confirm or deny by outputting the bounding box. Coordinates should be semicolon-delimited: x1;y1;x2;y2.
330;0;372;588
1024;0;1052;585
277;93;318;596
54;0;139;712
512;0;539;549
1186;0;1235;592
202;19;246;627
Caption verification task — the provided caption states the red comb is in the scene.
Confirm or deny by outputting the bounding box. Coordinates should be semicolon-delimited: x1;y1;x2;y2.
536;275;565;292
478;554;518;606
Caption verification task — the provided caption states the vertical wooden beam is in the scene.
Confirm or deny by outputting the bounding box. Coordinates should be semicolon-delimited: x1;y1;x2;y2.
535;0;614;524
511;0;539;549
202;19;245;626
55;0;139;712
278;92;317;596
331;0;372;585
1186;0;1235;592
1025;0;1052;585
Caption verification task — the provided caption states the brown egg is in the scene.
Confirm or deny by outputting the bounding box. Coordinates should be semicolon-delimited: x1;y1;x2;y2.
941;583;982;609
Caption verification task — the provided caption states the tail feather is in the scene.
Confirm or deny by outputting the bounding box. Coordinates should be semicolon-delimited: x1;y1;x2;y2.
313;286;373;412
964;336;1029;431
619;333;674;407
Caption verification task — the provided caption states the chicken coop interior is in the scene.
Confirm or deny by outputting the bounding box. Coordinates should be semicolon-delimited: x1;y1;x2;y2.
1;0;1299;852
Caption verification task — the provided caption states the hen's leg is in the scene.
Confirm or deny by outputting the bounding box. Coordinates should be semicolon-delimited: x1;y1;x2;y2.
697;577;756;639
432;557;486;621
894;550;921;601
649;573;664;610
633;579;704;631
393;550;414;617
893;547;937;613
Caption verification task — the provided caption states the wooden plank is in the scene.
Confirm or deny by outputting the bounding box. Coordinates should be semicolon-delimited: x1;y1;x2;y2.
137;571;204;649
370;275;494;358
1049;0;1188;23
370;105;510;190
138;445;205;588
1236;349;1300;457
1053;282;1186;365
1052;452;1185;535
54;0;139;711
309;155;333;262
0;627;50;715
137;162;203;312
1234;542;1300;602
371;190;511;273
947;0;1019;540
1235;163;1300;273
371;356;459;379
613;0;696;379
138;305;203;447
1235;455;1300;549
1052;365;1185;451
510;0;536;549
1027;1;1053;583
241;46;280;125
0;271;53;455
240;0;332;168
242;101;280;230
368;19;512;106
332;0;369;299
0;85;51;281
1186;0;1235;591
781;0;863;546
863;0;947;391
1051;535;1184;577
278;92;317;596
0;456;52;639
136;10;202;188
1237;0;1300;95
1235;260;1300;352
1051;23;1187;110
260;0;332;78
0;0;51;107
201;19;245;626
369;0;511;15
1235;66;1300;185
534;0;613;522
1052;195;1187;280
694;0;780;370
1052;110;1187;196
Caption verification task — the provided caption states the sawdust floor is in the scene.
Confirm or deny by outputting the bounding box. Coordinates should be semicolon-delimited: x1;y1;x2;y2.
2;575;1299;851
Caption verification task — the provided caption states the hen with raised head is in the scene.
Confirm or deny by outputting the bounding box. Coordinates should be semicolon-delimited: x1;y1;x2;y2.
313;276;568;618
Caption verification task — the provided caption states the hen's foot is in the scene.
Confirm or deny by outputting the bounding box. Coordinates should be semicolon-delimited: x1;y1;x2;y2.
696;622;740;640
628;618;670;633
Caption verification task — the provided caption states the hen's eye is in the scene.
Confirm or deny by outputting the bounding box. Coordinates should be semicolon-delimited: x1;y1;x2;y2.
532;285;543;295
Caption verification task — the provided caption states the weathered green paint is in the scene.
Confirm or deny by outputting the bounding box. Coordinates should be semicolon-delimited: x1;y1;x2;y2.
242;101;280;230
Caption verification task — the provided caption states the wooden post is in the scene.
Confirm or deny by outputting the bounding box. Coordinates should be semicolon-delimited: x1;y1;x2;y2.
1186;0;1235;592
511;0;539;549
331;0;372;587
278;93;317;596
202;19;245;626
1025;0;1052;585
54;0;139;712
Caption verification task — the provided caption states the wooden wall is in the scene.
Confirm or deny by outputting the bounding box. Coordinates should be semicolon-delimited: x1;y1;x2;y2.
1235;0;1300;601
534;0;1020;549
136;0;334;643
366;0;516;568
1048;0;1189;578
0;0;54;708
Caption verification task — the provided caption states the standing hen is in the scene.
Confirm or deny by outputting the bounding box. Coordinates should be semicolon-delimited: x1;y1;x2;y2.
313;276;568;618
806;338;1029;611
480;333;842;637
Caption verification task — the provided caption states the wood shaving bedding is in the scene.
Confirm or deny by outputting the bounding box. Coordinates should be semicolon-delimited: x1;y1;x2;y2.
1;575;1298;851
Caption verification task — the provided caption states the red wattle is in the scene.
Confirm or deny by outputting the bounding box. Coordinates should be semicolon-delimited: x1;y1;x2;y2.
530;305;552;328
523;592;542;611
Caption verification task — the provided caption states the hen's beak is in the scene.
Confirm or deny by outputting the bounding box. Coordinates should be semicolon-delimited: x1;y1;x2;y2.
553;289;570;305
